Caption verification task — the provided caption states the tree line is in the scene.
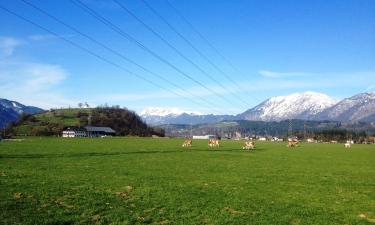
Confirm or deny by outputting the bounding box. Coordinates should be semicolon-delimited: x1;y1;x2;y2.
78;106;164;136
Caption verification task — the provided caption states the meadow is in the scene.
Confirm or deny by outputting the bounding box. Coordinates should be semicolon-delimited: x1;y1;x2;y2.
1;138;375;225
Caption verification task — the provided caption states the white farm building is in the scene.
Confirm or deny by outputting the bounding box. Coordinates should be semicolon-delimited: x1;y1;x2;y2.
62;126;116;138
62;127;87;138
192;135;216;140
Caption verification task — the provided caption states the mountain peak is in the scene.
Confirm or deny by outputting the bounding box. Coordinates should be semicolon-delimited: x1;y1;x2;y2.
316;92;375;122
239;91;336;121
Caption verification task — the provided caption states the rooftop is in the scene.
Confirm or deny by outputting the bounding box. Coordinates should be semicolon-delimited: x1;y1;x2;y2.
84;126;115;133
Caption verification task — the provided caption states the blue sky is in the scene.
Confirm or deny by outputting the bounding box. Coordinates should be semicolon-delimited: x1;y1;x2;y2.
0;0;374;114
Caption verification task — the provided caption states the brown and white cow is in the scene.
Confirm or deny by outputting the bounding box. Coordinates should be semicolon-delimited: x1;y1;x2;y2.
208;139;220;148
287;140;299;148
182;139;192;147
242;141;255;150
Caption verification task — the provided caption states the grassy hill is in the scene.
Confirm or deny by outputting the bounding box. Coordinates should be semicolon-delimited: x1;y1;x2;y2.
34;108;91;126
7;108;91;136
6;107;164;137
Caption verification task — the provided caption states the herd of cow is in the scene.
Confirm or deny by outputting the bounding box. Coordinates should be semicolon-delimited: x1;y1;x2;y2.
181;139;260;150
181;139;353;150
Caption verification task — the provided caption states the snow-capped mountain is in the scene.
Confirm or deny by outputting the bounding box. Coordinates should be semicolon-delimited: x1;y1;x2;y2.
315;92;375;122
140;107;234;125
141;92;375;125
141;107;202;117
238;91;336;121
0;98;44;129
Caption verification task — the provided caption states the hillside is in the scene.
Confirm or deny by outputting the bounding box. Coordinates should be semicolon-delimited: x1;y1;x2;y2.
315;92;375;122
6;107;164;137
0;98;44;129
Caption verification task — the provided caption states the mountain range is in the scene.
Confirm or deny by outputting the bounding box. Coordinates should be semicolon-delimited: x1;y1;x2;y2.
1;91;375;129
0;99;43;129
141;92;375;125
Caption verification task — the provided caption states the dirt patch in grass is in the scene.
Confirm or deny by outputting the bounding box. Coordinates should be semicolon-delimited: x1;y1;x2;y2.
224;207;246;216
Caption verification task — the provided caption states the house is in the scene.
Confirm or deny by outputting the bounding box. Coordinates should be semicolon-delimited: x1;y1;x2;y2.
306;138;316;143
258;136;267;141
192;135;216;140
272;137;283;142
62;126;116;137
85;126;116;137
62;126;87;138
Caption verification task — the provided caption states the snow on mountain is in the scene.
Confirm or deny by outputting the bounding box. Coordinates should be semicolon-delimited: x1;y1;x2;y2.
238;91;336;121
140;107;201;117
141;92;375;125
140;107;235;125
0;98;44;129
315;92;375;122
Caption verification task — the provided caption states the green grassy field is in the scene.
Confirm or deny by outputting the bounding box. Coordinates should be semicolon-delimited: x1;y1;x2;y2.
1;138;375;225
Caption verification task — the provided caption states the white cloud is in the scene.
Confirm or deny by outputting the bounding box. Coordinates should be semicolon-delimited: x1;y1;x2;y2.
0;37;24;57
259;70;310;78
29;34;57;41
28;34;75;41
0;61;77;109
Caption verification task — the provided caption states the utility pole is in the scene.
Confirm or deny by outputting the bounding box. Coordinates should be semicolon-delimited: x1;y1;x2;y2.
88;113;92;126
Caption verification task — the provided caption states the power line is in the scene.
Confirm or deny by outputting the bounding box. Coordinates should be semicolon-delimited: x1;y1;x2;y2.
140;0;251;105
113;0;249;106
165;0;252;92
19;0;225;113
0;4;225;114
71;0;241;110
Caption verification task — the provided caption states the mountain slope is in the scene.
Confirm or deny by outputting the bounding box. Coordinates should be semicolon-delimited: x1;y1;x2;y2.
0;98;44;128
316;92;375;122
238;92;336;121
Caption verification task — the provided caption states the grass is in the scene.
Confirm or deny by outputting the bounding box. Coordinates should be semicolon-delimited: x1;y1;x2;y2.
1;138;375;225
13;108;91;135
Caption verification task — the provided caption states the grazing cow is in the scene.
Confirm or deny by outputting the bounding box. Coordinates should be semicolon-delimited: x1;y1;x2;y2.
182;139;192;147
242;141;255;150
288;140;299;148
344;140;351;149
208;139;220;148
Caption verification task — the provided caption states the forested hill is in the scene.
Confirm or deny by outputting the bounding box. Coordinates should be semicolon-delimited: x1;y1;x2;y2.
5;107;164;137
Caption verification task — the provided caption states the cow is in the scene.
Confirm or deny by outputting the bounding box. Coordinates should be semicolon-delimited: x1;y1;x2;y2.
208;139;220;148
344;141;351;149
242;141;255;150
182;139;192;147
288;140;299;148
